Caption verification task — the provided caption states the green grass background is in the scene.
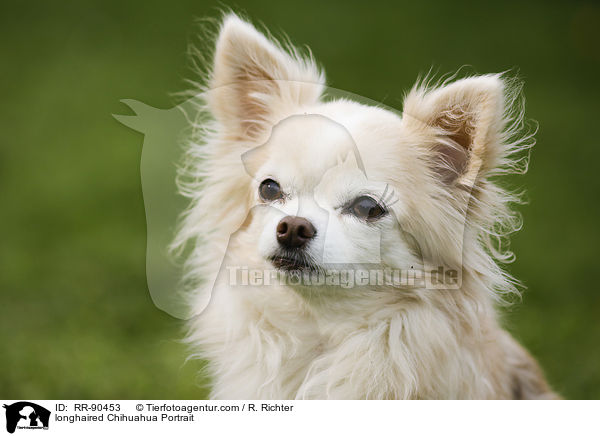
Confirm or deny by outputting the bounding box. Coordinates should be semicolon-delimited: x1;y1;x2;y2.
1;0;598;399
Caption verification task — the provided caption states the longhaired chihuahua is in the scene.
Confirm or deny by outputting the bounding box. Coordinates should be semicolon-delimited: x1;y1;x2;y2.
174;14;557;399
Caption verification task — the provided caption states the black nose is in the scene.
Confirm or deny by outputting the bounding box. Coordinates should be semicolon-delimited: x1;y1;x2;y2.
276;216;316;248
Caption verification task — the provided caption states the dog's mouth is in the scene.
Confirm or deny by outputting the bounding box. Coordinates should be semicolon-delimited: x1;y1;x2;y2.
269;252;319;272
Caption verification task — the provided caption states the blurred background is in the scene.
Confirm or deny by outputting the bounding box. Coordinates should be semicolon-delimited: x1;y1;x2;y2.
1;0;598;399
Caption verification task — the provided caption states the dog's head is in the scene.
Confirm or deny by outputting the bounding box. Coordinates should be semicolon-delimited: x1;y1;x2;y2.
181;15;528;301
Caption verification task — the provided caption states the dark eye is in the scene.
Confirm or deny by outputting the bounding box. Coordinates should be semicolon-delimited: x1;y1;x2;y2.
347;196;386;220
259;179;283;201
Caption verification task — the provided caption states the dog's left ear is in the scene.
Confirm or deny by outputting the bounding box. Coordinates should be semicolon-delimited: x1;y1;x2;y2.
208;15;325;140
401;75;506;185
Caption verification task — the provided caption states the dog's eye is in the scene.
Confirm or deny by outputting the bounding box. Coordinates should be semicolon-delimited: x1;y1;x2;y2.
347;196;386;220
259;179;283;201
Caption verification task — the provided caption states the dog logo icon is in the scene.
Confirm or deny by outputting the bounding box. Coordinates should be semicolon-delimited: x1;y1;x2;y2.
3;402;50;433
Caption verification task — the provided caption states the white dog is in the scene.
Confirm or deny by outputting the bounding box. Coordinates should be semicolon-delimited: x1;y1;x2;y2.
174;14;557;399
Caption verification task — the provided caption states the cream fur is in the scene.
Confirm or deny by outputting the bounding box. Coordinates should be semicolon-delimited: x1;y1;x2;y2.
173;14;557;399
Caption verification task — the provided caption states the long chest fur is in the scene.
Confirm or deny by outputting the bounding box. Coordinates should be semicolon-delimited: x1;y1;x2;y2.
190;284;507;399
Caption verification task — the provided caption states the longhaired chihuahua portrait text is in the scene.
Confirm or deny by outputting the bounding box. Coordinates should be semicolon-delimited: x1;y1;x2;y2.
174;14;558;399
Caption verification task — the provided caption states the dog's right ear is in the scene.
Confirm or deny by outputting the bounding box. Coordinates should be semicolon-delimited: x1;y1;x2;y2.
207;15;324;140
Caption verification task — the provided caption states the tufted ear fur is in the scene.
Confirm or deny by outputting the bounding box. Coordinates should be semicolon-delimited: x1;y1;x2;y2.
208;15;325;140
401;75;506;185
